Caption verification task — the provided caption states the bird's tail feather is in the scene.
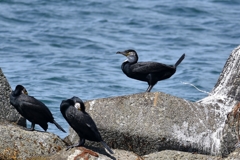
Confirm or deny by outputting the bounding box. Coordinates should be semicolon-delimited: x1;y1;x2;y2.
101;141;114;154
53;120;66;133
175;53;185;67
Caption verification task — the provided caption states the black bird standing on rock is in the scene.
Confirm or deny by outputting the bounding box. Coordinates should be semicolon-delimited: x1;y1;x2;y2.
117;49;185;92
10;85;66;133
60;96;114;154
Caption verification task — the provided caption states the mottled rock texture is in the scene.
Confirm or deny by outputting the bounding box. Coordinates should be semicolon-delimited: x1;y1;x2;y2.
143;150;222;160
201;45;240;104
0;68;25;126
28;148;223;160
224;148;240;160
0;120;66;160
199;45;240;156
33;148;140;160
67;92;223;156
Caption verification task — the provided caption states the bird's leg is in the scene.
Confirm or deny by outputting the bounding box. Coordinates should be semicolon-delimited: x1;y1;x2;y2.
24;123;35;131
146;85;153;92
146;74;155;92
79;138;86;146
66;138;85;151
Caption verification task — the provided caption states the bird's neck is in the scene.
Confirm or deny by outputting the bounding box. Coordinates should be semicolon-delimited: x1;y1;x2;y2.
60;105;68;113
79;101;86;112
126;56;138;64
122;61;129;69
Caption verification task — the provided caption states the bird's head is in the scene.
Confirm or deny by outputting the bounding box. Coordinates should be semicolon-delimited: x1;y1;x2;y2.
71;96;85;112
14;85;28;96
60;99;75;115
116;49;138;63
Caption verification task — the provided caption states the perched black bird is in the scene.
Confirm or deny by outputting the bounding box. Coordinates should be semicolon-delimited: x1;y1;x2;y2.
117;49;185;92
60;96;113;154
10;85;66;133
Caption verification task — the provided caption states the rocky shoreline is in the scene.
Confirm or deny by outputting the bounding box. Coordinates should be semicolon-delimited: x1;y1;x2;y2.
1;45;240;159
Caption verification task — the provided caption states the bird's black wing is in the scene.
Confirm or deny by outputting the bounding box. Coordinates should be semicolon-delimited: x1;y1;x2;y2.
18;96;53;121
84;113;101;134
131;62;173;74
72;110;102;141
78;112;100;133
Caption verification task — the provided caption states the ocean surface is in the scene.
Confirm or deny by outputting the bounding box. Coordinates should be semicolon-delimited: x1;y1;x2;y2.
0;0;240;138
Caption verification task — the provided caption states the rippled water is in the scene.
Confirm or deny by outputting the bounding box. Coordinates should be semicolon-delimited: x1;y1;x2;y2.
1;0;240;138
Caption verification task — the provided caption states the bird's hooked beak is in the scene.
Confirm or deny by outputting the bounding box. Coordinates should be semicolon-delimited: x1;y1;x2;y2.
22;88;28;95
116;51;128;57
74;103;81;110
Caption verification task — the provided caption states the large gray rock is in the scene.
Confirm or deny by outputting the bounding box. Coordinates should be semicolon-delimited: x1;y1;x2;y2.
199;45;240;156
30;146;222;160
0;68;25;126
0;120;66;160
66;92;223;156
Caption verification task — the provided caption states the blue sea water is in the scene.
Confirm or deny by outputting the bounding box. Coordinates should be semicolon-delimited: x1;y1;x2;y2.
0;0;240;138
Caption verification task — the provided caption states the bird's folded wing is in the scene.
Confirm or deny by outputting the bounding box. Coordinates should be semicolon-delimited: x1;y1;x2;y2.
84;114;102;136
74;112;97;130
86;122;102;139
19;99;52;118
131;62;171;73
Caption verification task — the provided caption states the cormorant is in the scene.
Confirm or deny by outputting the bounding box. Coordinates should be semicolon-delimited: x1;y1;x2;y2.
10;85;66;133
60;96;113;154
117;49;185;92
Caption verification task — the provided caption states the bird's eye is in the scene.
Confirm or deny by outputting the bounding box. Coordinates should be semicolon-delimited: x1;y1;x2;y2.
129;52;134;55
22;89;28;95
